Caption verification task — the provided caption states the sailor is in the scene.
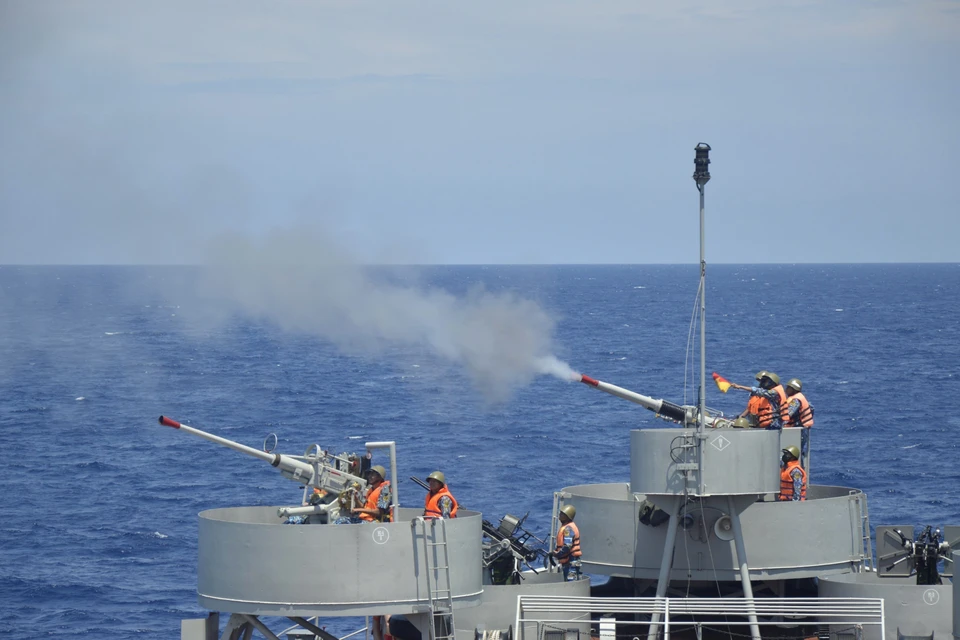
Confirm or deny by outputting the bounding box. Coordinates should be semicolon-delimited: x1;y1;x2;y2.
783;378;815;465
731;372;785;429
335;465;393;524
356;465;393;522
738;371;767;424
778;446;807;502
550;505;582;581
423;471;458;519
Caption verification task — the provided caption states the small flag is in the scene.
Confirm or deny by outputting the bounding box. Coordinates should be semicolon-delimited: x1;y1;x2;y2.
712;372;731;393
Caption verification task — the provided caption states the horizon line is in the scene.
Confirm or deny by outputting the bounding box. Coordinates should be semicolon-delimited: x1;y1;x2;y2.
1;262;958;268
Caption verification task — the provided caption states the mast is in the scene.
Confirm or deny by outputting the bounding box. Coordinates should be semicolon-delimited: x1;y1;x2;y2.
693;143;711;496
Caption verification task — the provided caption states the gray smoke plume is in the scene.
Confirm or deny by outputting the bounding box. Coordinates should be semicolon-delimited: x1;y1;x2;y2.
195;227;575;401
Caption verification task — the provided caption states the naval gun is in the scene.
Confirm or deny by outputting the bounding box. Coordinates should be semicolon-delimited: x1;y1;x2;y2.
157;415;370;522
877;525;959;585
481;512;550;584
578;374;731;428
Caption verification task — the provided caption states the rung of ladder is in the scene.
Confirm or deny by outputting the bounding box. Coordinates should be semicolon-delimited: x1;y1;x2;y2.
417;517;456;640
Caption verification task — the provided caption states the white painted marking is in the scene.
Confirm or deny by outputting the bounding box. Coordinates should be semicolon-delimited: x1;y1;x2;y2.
711;435;731;451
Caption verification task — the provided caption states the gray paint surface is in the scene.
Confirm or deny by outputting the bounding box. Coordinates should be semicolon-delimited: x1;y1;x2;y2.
954;550;959;640
819;571;954;640
457;571;591;637
630;428;782;496
562;483;866;580
197;507;483;616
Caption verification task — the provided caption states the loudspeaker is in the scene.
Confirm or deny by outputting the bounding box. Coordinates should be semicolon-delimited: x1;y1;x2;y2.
713;515;734;541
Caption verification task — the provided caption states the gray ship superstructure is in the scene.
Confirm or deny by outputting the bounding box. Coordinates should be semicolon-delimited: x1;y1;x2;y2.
169;145;957;640
168;407;958;640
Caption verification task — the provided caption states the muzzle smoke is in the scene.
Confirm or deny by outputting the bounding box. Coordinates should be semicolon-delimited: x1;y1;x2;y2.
196;228;577;401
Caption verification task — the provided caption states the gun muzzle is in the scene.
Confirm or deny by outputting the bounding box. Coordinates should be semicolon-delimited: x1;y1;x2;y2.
157;415;317;485
159;415;181;429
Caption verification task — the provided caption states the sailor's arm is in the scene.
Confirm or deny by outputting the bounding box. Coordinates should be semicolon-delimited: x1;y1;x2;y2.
554;527;575;559
749;386;779;400
786;398;801;420
790;468;804;501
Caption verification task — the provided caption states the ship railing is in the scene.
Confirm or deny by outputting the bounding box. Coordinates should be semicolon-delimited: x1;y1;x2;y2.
274;618;369;640
515;596;884;640
341;625;371;640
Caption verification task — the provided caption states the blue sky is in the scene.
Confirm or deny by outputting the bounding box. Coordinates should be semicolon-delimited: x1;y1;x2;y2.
1;0;957;264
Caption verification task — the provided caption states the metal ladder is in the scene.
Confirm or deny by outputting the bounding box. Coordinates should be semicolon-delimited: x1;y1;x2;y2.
858;492;874;571
418;517;456;640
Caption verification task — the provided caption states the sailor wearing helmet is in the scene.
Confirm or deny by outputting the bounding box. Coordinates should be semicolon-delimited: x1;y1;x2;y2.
334;465;393;524
550;504;583;581
731;371;785;430
778;446;807;501
423;470;458;519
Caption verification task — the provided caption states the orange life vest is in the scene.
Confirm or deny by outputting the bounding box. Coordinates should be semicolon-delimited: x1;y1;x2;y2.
779;461;807;501
785;391;814;428
756;385;787;428
555;522;582;564
744;395;763;423
424;486;459;519
359;480;392;522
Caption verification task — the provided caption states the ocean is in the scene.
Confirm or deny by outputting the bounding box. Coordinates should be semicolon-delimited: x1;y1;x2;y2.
1;263;958;639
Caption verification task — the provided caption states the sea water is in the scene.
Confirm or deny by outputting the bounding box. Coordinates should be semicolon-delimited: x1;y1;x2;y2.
1;264;958;639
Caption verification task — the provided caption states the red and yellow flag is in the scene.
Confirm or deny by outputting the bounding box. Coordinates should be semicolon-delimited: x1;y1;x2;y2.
712;372;731;393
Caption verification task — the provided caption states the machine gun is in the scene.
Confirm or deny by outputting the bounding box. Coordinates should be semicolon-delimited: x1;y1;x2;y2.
158;416;369;522
481;512;549;584
877;525;958;585
578;373;729;428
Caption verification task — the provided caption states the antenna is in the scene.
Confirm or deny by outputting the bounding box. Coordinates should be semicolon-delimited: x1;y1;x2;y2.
693;143;711;496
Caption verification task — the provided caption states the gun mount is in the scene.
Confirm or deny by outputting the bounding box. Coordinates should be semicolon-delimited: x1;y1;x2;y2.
158;415;370;522
578;374;729;428
482;512;549;584
877;525;959;585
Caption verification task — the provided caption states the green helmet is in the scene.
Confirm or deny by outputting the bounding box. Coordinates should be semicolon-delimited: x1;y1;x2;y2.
763;372;781;386
732;417;753;428
560;505;576;520
786;378;802;393
754;370;768;381
782;445;800;460
427;471;446;485
368;465;387;480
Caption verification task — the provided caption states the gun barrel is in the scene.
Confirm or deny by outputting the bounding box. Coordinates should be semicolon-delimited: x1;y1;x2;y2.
278;504;330;518
578;375;687;423
158;415;316;485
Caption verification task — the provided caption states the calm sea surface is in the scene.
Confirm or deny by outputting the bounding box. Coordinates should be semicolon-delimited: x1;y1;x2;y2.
1;264;959;639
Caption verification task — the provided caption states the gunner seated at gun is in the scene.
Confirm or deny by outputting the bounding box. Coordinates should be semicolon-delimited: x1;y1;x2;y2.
334;465;393;524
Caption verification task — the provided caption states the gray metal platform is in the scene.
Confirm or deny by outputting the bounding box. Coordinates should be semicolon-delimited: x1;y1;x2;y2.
197;507;484;616
562;483;869;581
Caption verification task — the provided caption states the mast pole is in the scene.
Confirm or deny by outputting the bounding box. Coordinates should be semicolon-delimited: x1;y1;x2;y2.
693;143;711;496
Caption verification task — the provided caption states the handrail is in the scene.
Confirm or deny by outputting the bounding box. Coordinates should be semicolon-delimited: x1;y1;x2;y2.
516;596;885;640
